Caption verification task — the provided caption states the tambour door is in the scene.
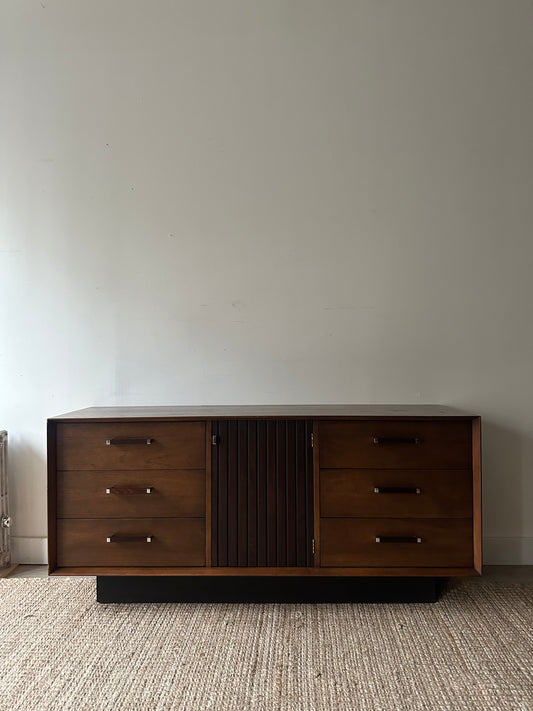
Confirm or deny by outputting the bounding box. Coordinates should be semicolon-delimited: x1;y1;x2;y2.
211;420;314;567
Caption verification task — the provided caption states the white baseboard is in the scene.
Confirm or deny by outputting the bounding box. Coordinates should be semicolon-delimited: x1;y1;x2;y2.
483;537;533;565
8;536;533;567
11;536;47;565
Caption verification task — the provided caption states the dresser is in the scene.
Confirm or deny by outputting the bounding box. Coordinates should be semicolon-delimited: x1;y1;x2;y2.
47;406;481;601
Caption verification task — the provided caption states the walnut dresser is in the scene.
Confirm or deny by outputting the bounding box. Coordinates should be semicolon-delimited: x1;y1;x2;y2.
47;406;481;602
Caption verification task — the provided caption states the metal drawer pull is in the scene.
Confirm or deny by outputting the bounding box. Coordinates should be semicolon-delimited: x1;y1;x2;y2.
106;535;152;543
105;487;152;495
375;536;422;544
105;438;153;446
373;437;420;445
373;486;421;494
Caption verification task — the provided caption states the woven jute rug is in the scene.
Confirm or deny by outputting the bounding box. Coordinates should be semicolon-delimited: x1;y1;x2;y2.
0;578;531;711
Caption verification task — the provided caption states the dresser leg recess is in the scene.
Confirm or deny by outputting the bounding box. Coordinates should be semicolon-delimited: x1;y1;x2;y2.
96;577;443;603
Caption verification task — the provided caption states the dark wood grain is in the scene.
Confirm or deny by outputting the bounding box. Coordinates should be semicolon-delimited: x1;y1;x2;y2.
296;422;307;566
247;421;258;566
312;420;320;567
319;421;472;469
267;421;277;566
57;422;206;470
57;518;205;567
210;423;218;566
238;421;248;566
320;469;473;518
47;421;57;573
320;518;473;567
211;419;313;567
472;417;483;574
256;420;267;566
276;422;287;566
57;469;206;518
217;420;228;566
286;421;296;566
227;420;239;566
205;424;212;570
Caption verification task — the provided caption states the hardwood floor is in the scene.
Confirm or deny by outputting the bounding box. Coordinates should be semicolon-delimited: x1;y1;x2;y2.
6;565;49;578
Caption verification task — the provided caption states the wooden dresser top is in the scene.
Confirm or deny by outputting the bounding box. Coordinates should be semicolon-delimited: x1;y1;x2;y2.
49;405;478;422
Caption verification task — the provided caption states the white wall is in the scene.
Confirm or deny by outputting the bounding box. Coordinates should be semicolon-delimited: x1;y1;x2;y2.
1;0;532;564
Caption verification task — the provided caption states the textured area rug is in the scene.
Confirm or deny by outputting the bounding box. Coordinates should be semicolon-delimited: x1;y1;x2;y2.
0;577;531;711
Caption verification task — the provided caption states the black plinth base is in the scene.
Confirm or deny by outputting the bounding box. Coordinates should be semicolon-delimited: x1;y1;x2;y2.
96;576;442;603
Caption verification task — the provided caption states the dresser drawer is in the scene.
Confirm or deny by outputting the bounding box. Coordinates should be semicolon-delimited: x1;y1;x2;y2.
319;421;472;469
57;518;206;567
320;469;473;518
56;422;206;470
57;469;206;518
320;518;473;567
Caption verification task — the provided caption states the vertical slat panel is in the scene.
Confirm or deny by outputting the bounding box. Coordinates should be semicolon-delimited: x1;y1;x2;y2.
295;421;307;566
206;423;212;566
227;420;239;566
276;421;287;566
217;420;228;567
267;421;277;566
238;420;248;566
286;420;297;566
210;421;218;566
247;421;258;566
306;420;314;566
256;421;267;566
212;419;313;567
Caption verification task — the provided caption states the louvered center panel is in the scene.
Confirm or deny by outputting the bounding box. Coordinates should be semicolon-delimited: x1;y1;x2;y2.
211;420;314;567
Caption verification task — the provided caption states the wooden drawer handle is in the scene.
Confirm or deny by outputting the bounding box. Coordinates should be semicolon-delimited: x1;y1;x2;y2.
105;487;153;495
372;437;420;445
375;536;422;544
106;535;152;543
105;438;153;446
373;486;421;495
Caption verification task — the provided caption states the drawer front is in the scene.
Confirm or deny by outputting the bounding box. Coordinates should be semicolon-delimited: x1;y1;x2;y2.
57;470;206;519
319;421;472;469
320;518;473;567
320;469;473;518
56;422;206;470
57;518;206;567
